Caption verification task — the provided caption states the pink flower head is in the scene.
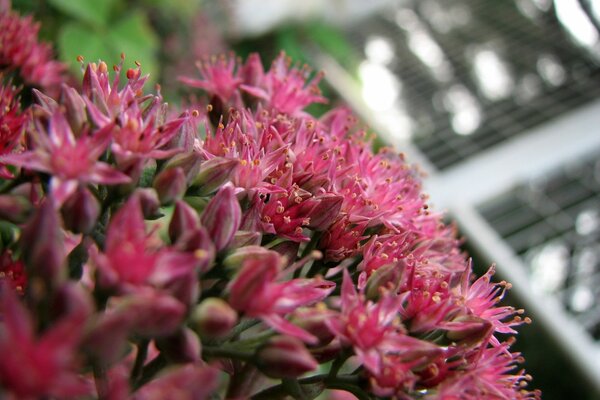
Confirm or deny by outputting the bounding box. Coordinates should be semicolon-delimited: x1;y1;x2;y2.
457;265;531;345
0;285;93;399
0;109;130;206
0;81;27;179
93;194;197;292
227;250;335;343
82;60;188;173
179;54;244;106
435;341;540;399
241;52;327;116
0;5;65;93
202;109;290;190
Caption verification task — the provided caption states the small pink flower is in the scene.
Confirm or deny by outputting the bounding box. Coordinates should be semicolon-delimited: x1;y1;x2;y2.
0;285;93;399
1;109;130;206
227;250;334;343
241;52;327;116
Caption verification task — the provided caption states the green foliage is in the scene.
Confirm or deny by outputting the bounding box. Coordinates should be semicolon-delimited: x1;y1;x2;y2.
48;0;159;83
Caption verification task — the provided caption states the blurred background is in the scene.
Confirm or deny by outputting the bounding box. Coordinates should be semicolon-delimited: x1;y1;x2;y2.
12;0;600;398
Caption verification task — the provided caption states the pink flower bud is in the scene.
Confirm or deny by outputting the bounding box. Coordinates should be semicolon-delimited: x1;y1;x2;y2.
191;157;238;195
61;186;100;234
292;305;336;345
222;245;275;270
445;315;493;347
229;230;262;248
256;335;318;378
201;185;241;251
308;193;343;231
0;194;31;224
20;199;65;286
62;85;87;133
156;328;202;363
169;200;200;243
163;152;203;183
191;297;238;338
153;167;186;205
364;264;402;301
135;189;161;219
111;291;187;338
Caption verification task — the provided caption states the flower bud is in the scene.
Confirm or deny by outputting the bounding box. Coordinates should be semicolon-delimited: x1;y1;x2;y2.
445;315;493;347
135;188;161;220
156;327;202;363
20;199;65;286
201;185;241;252
229;230;262;249
191;157;238;195
256;336;318;378
191;297;237;339
0;194;31;224
308;193;343;231
292;305;336;345
62;85;87;133
115;291;187;338
222;245;274;270
169;200;200;244
61;186;100;234
153;167;186;205
163;152;203;184
364;264;402;301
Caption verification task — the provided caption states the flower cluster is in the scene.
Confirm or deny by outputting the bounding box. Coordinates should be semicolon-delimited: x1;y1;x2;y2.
0;11;539;399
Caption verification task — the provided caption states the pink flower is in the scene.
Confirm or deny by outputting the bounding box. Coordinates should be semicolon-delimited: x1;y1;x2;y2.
0;251;26;295
241;52;327;116
0;5;65;93
434;341;540;399
0;285;93;399
0;81;27;179
227;250;335;343
93;194;198;292
133;364;219;400
82;61;189;174
1;109;130;206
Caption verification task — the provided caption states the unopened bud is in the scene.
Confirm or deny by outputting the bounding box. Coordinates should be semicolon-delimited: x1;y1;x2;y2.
308;194;343;231
229;230;262;248
61;186;100;234
169;200;200;244
364;264;402;301
292;306;336;345
20;199;65;286
191;157;238;195
135;189;161;219
153;167;186;205
446;315;493;347
256;336;318;378
191;298;237;339
156;327;202;363
0;195;31;224
201;185;241;252
222;245;275;270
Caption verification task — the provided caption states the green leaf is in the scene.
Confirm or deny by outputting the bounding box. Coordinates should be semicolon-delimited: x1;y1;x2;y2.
58;23;117;73
48;0;115;27
107;12;159;84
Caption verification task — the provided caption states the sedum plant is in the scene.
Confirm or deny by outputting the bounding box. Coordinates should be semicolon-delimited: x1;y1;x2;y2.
0;4;539;400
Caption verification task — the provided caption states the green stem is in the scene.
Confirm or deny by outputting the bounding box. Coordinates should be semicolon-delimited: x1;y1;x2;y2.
282;378;308;400
202;345;254;362
251;374;362;400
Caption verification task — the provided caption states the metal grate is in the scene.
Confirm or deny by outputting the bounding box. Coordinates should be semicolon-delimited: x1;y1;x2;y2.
341;0;600;170
479;154;600;340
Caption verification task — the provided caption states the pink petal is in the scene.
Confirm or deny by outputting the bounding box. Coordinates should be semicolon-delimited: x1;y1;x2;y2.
261;313;318;345
88;162;131;185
